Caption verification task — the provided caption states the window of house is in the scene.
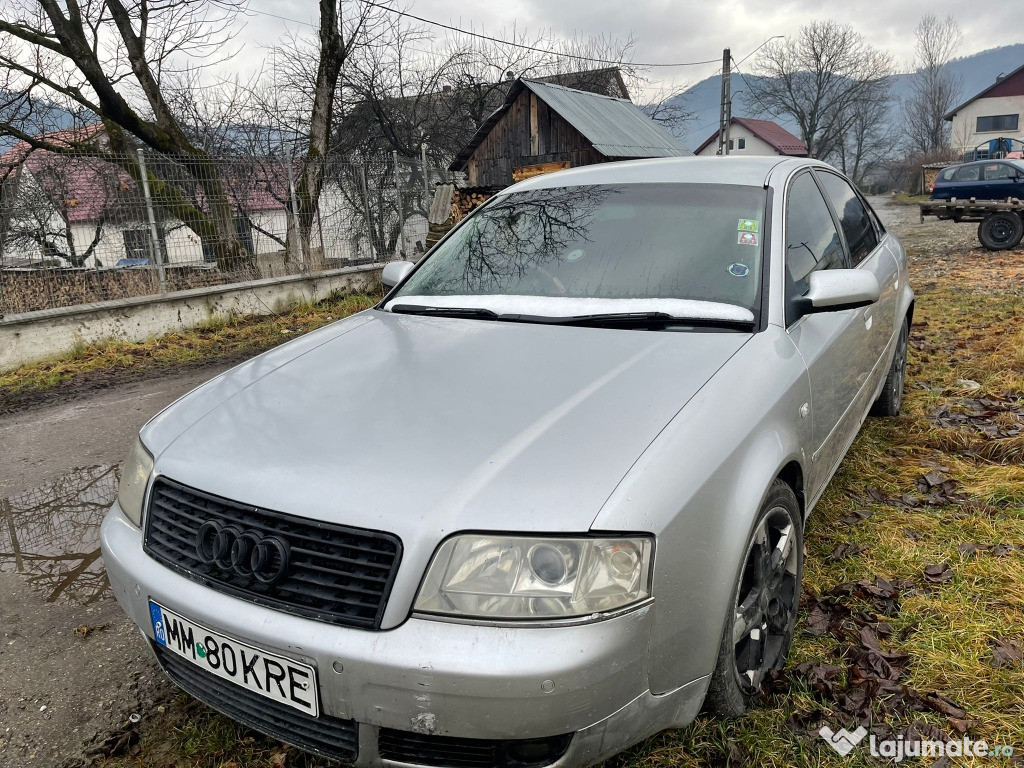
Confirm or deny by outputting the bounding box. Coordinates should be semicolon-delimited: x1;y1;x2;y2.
738;138;746;150
977;114;1020;132
815;171;879;264
728;139;734;150
123;228;167;263
785;172;846;323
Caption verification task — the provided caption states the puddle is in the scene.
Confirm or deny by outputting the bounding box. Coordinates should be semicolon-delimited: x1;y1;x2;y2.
0;465;119;605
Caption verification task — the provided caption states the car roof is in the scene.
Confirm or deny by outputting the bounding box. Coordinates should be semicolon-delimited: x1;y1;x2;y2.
503;155;833;193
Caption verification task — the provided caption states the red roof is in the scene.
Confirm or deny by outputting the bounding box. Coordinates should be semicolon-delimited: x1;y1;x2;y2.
944;62;1024;119
694;117;809;156
1;127;288;224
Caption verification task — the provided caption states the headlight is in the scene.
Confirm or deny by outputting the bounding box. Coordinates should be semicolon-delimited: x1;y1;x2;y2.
117;438;154;527
414;535;653;620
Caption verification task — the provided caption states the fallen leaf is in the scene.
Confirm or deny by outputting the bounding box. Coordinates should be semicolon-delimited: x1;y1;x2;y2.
806;605;831;636
990;637;1024;669
923;563;953;584
922;692;968;720
827;542;868;561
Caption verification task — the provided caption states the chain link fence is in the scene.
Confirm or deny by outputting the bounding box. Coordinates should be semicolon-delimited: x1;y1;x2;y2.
0;147;447;315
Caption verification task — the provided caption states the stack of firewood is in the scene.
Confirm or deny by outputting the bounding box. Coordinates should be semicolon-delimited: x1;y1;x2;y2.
452;189;494;221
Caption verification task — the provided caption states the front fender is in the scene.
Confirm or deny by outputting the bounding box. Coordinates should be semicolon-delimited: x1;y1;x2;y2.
592;328;810;695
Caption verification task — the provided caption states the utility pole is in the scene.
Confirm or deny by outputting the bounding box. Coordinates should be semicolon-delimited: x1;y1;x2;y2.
717;48;732;156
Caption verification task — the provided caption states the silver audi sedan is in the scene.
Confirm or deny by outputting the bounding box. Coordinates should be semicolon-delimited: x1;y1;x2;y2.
101;156;913;767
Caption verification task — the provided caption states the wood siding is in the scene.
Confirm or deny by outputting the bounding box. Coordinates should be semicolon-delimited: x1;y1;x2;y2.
465;87;605;187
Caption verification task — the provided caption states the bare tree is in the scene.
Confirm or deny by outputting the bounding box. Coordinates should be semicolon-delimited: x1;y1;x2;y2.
0;0;259;271
0;0;374;273
833;85;897;186
902;14;963;155
746;22;893;160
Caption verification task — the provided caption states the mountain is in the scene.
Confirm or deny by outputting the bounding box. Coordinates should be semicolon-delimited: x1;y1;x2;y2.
669;42;1024;151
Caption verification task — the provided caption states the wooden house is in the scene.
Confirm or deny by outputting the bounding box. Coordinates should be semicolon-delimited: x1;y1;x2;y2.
449;79;689;189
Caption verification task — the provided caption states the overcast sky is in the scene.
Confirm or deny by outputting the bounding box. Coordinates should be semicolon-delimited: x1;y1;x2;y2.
237;0;1023;93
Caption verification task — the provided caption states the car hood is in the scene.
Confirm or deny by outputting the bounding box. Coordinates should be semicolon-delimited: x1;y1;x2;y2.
144;309;749;539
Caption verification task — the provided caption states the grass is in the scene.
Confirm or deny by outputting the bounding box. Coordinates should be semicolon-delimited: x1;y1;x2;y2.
890;192;931;206
0;292;379;404
98;211;1024;768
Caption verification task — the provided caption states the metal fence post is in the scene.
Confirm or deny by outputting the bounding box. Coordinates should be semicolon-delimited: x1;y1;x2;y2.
420;144;430;209
136;148;167;294
285;146;306;272
360;161;376;261
392;150;405;258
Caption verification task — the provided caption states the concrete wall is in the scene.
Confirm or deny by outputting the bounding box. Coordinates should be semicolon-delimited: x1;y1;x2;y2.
0;263;384;372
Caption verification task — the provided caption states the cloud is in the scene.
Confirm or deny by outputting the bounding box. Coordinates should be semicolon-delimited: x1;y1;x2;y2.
243;0;1024;90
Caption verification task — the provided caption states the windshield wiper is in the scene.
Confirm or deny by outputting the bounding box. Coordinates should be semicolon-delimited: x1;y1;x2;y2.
390;304;499;320
530;312;756;331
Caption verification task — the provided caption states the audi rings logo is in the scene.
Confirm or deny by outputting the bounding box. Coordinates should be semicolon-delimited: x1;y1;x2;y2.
195;520;291;585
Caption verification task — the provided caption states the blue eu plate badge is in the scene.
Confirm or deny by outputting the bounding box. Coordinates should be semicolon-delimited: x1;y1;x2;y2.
151;601;168;646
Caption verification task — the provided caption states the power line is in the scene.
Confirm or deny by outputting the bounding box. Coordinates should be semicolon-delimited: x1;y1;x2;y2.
353;0;721;67
244;4;722;69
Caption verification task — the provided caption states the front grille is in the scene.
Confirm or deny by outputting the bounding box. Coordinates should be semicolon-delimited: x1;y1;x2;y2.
143;477;401;629
378;728;573;768
154;644;358;762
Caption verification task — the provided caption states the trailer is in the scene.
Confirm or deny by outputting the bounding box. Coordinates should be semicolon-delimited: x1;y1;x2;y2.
920;198;1024;251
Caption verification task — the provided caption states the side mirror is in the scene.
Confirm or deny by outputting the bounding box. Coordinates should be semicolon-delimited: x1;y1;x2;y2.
802;269;880;314
381;260;414;290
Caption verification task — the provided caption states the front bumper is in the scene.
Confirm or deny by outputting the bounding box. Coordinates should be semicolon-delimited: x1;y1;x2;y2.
101;506;708;766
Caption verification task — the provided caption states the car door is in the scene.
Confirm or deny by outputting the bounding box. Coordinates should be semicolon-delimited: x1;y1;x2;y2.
952;163;983;198
783;171;871;497
814;169;900;373
981;162;1020;200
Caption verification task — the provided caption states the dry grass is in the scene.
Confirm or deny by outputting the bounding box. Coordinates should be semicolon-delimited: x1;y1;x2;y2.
99;209;1024;768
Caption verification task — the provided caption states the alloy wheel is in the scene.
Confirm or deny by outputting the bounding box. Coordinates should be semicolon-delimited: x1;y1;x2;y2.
731;507;800;693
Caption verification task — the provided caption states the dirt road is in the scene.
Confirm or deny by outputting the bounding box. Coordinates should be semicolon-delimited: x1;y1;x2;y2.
0;365;232;768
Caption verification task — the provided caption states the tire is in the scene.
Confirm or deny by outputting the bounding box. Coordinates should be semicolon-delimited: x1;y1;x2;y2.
704;480;803;718
870;318;909;417
978;212;1024;251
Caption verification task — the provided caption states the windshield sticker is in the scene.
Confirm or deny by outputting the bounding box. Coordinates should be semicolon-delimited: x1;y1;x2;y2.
737;219;759;233
728;262;750;277
737;232;758;246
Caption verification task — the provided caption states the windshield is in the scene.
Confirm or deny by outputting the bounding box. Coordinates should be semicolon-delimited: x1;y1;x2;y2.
389;183;766;322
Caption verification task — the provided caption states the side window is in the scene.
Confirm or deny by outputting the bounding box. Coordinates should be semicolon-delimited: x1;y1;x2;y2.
785;172;845;324
954;165;981;182
983;163;1014;180
941;168;956;181
815;171;879;263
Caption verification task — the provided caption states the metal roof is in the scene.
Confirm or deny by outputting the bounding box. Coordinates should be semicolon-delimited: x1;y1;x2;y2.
450;79;689;170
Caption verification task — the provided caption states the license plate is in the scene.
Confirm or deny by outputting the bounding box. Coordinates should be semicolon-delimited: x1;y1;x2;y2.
149;600;319;717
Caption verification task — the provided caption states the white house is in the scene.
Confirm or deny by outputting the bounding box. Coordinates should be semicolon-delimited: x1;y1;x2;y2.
694;118;808;158
945;63;1024;160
